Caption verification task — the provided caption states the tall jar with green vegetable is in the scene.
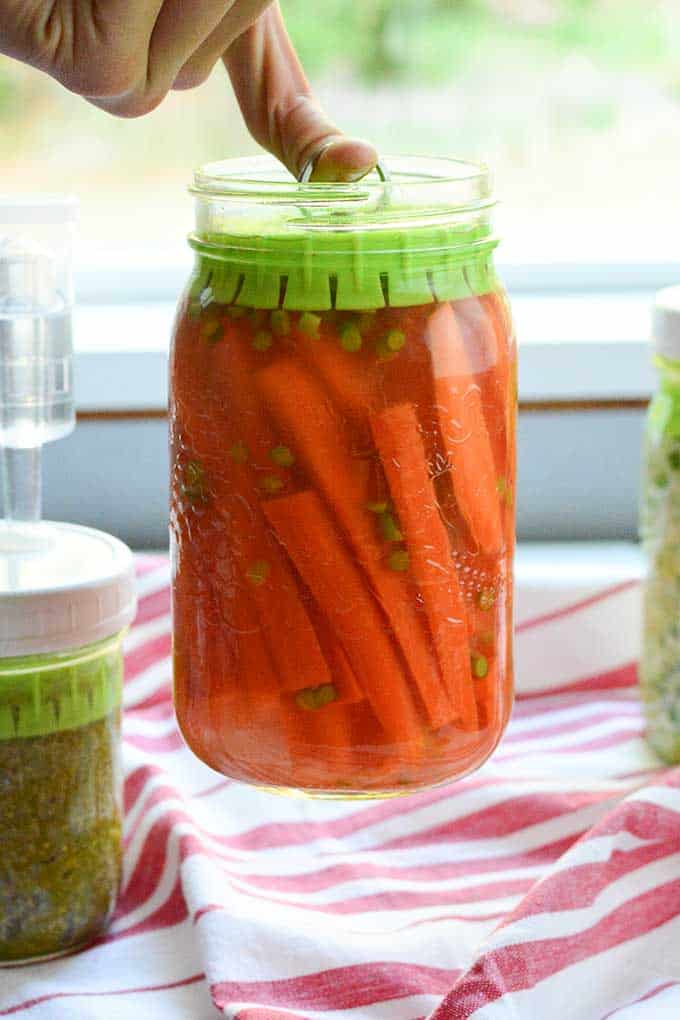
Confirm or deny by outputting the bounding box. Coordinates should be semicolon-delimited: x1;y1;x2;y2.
641;288;680;762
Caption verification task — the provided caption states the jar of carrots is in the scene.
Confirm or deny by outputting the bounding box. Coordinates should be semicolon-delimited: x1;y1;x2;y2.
170;155;516;796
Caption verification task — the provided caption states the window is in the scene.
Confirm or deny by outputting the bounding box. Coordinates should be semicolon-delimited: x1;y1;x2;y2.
3;0;677;267
2;0;670;545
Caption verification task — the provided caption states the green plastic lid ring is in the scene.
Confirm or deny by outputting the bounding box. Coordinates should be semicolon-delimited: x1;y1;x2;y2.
0;522;136;740
189;154;499;312
0;637;124;740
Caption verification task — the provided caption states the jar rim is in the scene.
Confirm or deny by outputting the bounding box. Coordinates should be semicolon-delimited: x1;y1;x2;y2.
191;154;493;213
188;155;498;311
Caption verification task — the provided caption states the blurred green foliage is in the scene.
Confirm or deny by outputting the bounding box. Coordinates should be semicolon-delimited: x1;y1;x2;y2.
282;0;671;83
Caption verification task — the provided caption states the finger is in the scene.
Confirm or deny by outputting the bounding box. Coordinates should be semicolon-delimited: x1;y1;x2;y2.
224;3;377;181
1;0;164;100
94;0;245;115
173;0;272;90
146;0;237;94
85;0;227;115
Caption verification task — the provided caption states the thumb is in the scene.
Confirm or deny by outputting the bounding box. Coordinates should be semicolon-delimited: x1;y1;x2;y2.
224;3;377;182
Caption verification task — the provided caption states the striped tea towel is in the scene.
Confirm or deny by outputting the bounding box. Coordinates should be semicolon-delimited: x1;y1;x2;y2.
3;553;678;1020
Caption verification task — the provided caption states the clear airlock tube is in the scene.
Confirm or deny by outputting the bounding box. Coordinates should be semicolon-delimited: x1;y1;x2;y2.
0;198;77;526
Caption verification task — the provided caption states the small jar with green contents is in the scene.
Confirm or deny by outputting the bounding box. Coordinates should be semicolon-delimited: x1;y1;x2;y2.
640;287;680;762
0;523;136;964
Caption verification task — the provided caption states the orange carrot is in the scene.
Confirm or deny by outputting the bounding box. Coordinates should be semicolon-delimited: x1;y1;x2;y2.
283;698;355;754
481;289;514;348
230;588;280;717
371;402;478;730
211;325;292;489
263;490;424;745
281;699;357;790
296;331;383;424
473;659;497;732
176;427;331;697
216;491;331;695
480;289;518;527
306;603;365;705
218;586;292;782
425;303;503;556
455;294;511;478
256;357;455;729
172;321;334;696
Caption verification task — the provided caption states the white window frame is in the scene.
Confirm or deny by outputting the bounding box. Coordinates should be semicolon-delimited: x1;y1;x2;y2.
73;256;673;412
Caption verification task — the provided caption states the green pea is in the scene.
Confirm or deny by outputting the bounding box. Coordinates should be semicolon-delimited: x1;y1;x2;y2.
385;328;406;352
298;312;321;339
477;588;496;611
269;445;295;468
201;317;222;344
252;330;273;352
270;309;291;336
366;501;390;514
471;653;489;679
380;513;403;543
260;474;284;494
247;560;270;586
339;322;362;352
229;441;249;464
183;461;207;504
389;549;410;572
295;684;338;710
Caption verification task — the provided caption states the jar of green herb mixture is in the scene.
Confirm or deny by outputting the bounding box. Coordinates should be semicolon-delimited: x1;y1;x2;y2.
0;523;136;963
640;288;680;762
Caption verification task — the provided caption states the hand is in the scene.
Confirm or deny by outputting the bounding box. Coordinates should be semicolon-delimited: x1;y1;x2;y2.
0;0;377;180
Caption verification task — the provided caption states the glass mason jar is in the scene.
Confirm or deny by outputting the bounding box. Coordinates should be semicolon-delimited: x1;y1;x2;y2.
640;287;680;762
0;524;136;962
170;156;516;796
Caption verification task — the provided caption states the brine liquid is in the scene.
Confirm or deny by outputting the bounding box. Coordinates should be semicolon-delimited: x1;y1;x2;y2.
170;291;516;795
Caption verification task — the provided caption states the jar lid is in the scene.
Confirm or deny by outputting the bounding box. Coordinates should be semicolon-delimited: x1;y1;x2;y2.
189;155;498;311
654;286;680;361
0;522;137;659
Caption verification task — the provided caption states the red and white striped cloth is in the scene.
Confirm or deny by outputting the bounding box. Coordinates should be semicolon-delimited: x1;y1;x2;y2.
4;553;679;1020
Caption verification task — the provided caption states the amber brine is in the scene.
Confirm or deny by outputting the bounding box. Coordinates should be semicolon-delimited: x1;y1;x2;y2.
170;156;516;795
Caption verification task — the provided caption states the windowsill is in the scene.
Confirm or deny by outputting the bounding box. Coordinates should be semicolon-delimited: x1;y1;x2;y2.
74;290;656;411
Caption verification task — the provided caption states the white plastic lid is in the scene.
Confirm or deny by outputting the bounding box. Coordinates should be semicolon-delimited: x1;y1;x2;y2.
0;522;137;658
653;286;680;360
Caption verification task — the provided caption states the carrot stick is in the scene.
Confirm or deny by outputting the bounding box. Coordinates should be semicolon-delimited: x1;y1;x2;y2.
172;319;333;695
455;295;511;477
281;699;356;790
263;490;424;745
230;587;280;720
215;585;293;783
480;290;518;527
216;491;332;695
481;289;513;347
425;303;504;556
296;332;383;424
370;402;478;730
473;660;497;732
256;357;455;729
175;427;331;696
211;325;293;488
306;603;365;705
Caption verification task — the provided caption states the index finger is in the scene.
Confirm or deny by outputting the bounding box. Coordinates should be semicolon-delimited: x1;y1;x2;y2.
223;3;377;181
